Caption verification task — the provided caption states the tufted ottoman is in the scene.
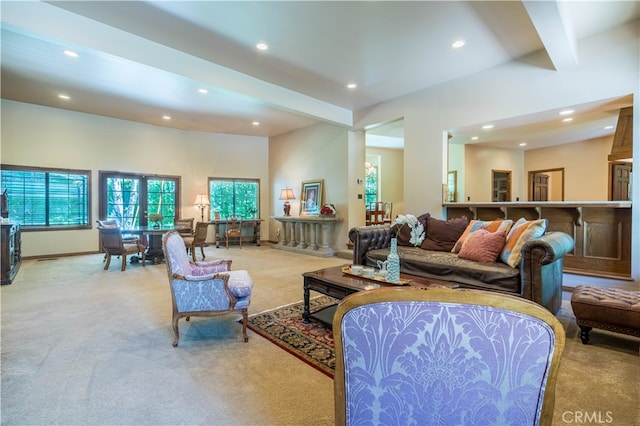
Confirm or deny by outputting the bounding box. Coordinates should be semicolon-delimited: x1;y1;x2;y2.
570;285;640;344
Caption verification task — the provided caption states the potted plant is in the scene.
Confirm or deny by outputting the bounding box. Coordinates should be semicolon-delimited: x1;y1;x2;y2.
148;213;164;228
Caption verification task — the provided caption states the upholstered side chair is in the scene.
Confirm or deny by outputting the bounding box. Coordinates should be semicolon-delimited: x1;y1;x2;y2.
162;231;253;346
181;221;209;262
98;227;147;271
333;287;566;426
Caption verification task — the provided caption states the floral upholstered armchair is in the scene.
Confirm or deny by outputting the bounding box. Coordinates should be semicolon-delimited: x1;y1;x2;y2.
333;287;565;426
162;231;253;346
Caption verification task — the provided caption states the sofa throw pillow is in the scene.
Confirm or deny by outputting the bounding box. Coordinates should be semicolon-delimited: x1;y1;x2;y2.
393;213;429;246
420;215;468;252
452;219;514;253
458;229;507;263
500;218;548;267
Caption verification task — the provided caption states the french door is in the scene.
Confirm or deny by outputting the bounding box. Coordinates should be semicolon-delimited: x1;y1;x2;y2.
99;172;181;228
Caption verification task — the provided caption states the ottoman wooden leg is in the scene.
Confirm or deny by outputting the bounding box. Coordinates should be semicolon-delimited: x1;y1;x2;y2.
579;325;592;344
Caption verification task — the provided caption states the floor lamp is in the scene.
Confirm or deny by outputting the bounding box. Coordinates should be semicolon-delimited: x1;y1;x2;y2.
194;194;210;222
279;188;296;216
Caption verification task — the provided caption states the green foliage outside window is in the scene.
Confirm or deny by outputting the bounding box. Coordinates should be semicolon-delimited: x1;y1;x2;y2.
1;165;90;227
365;165;378;206
105;176;177;227
209;178;259;220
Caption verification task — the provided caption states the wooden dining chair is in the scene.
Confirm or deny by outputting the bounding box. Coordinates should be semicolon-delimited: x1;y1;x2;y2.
366;202;386;225
182;221;209;261
225;217;242;249
98;227;147;271
174;218;194;237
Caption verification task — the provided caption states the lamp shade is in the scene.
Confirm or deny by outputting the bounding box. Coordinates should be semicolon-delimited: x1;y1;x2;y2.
193;194;210;206
279;188;295;200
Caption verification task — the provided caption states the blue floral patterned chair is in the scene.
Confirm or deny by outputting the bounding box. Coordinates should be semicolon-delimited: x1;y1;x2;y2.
162;231;253;347
333;287;565;426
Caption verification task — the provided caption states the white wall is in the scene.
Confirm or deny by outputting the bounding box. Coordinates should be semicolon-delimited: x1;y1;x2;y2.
526;136;613;201
1;100;269;257
464;146;524;202
269;122;350;248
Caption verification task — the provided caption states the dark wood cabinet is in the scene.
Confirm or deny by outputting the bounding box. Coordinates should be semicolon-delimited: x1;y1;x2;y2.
1;223;21;285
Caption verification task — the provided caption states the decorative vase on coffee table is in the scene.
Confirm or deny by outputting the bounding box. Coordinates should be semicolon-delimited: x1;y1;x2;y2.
387;237;400;283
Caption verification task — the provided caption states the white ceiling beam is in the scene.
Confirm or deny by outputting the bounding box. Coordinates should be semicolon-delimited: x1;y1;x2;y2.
523;0;578;71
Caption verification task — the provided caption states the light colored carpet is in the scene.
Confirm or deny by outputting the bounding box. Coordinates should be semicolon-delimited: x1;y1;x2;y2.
1;244;639;425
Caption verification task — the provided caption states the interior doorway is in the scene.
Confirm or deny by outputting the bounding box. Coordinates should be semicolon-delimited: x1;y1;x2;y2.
492;170;511;202
609;162;632;201
528;168;564;201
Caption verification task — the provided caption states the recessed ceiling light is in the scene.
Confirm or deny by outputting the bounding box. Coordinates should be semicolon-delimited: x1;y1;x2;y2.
63;50;78;58
451;40;466;49
198;88;208;94
482;124;494;130
58;94;70;100
162;115;171;120
256;42;268;51
604;125;614;130
519;142;527;146
252;121;260;126
471;136;479;141
347;83;357;89
562;117;573;122
559;109;574;115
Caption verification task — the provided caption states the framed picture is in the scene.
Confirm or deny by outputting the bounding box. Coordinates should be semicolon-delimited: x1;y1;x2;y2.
300;179;323;216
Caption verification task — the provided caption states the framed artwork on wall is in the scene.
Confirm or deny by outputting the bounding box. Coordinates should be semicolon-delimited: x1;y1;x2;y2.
300;179;323;216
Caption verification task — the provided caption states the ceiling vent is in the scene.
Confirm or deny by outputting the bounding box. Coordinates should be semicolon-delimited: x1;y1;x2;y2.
608;106;633;162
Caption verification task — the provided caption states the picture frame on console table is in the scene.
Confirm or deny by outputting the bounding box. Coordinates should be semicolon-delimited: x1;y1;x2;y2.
300;179;323;216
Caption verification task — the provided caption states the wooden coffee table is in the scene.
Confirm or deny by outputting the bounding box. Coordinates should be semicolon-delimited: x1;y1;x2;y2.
302;264;458;326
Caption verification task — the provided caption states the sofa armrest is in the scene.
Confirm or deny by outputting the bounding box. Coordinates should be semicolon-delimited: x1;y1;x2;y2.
522;231;575;265
520;231;575;314
349;225;393;265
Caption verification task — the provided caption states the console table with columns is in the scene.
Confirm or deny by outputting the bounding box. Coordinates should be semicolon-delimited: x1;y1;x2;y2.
273;216;339;257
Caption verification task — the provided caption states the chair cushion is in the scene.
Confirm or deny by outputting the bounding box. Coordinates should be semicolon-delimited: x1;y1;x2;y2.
225;270;253;298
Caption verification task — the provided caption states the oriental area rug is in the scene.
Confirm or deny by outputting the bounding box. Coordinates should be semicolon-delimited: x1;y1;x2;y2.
245;296;338;378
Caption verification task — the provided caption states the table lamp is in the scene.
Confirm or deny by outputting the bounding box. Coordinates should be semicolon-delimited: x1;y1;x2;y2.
193;194;210;222
279;188;295;216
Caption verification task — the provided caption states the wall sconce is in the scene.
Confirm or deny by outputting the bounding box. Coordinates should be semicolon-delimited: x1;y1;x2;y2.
279;188;296;216
193;193;210;222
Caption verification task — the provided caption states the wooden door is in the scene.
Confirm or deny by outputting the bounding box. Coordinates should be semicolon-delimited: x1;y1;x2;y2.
610;163;632;201
491;170;511;202
533;173;549;201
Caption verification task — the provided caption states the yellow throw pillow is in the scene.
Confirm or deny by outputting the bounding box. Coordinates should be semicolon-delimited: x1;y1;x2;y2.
499;218;548;267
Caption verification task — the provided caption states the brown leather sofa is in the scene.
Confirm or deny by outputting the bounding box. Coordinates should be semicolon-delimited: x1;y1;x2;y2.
349;225;575;315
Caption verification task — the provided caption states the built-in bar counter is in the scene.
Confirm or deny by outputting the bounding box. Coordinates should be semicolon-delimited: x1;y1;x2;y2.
443;202;632;280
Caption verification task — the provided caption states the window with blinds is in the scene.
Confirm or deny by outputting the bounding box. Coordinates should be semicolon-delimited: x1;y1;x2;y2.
1;165;90;229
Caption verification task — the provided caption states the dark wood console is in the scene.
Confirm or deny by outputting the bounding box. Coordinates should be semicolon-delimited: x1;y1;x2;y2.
1;223;21;285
